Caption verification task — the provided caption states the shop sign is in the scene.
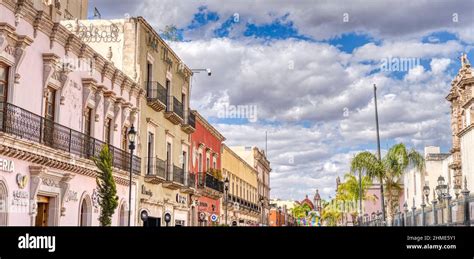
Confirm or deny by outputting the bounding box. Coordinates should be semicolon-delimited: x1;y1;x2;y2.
210;214;218;222
0;158;14;173
199;201;208;208
65;190;78;203
199;212;206;221
164;212;172;223
16;174;28;189
141;185;153;196
176;194;187;204
12;190;29;207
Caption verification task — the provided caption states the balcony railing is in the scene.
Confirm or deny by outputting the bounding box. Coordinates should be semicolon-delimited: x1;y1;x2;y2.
145;157;167;178
198;173;224;193
165;96;184;124
172;97;184;119
181;110;196;134
187;173;196;188
173;165;185;185
146;81;167;111
226;194;260;213
0;102;141;174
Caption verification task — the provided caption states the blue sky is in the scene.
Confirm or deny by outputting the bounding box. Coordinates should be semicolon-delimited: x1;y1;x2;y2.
87;0;474;201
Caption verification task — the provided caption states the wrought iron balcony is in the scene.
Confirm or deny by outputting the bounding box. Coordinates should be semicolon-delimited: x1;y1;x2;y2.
165;96;184;125
181;110;196;134
146;81;167;112
144;157;167;184
181;172;197;194
198;172;224;194
163;163;184;189
0;102;141;174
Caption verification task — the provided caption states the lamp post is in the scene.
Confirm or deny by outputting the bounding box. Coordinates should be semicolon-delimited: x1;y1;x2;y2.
373;84;386;223
435;176;448;225
127;125;136;227
224;177;229;226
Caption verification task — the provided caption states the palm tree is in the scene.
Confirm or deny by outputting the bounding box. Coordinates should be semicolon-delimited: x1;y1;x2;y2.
336;173;374;220
321;199;343;226
382;143;424;221
350;143;425;223
351;151;384;222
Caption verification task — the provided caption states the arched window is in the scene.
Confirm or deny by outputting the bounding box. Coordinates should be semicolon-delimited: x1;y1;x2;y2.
0;180;8;226
79;195;92;226
119;202;127;226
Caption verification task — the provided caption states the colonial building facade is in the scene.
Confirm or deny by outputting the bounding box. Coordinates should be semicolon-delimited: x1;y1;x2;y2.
231;146;271;225
0;0;140;226
222;145;260;226
447;54;474;193
190;111;225;226
61;16;195;226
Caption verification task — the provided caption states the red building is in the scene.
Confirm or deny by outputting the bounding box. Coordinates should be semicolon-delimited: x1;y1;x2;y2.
189;111;226;226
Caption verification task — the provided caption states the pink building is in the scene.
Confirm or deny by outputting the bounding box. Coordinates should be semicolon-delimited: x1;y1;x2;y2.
0;0;141;226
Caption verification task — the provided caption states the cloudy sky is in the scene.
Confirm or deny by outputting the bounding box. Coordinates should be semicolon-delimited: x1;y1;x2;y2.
89;0;474;201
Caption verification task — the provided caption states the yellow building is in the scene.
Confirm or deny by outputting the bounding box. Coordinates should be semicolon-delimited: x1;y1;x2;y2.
221;145;260;226
62;17;196;226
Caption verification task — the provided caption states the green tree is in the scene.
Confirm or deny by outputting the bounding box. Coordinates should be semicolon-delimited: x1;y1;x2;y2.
321;200;342;226
291;203;312;225
350;143;425;223
93;145;119;226
161;25;180;41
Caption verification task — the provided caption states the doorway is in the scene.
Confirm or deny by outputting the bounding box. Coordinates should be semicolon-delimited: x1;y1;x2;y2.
35;196;50;227
143;217;161;227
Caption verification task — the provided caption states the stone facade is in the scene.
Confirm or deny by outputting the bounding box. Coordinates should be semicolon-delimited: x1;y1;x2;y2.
447;54;474;192
0;0;139;226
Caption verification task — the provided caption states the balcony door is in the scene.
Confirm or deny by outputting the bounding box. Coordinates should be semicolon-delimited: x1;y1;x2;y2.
0;64;9;130
166;142;172;180
43;86;57;147
147;132;154;175
83;107;93;157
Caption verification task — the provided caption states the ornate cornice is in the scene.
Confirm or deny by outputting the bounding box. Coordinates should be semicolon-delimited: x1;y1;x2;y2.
0;0;138;108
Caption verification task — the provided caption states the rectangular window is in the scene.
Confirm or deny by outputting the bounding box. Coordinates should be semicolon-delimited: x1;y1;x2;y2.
0;64;8;104
165;79;171;107
84;107;92;137
198;153;203;172
0;64;9;130
147;62;153;88
213;159;216;169
104;118;111;144
206;157;210;172
147;132;154;175
45;87;56;122
121;126;128;151
166;142;172;179
182;151;187;173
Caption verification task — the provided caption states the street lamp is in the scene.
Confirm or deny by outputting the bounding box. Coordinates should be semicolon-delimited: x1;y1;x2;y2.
435;176;448;200
127;125;136;227
224;177;229;225
191;68;212;76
